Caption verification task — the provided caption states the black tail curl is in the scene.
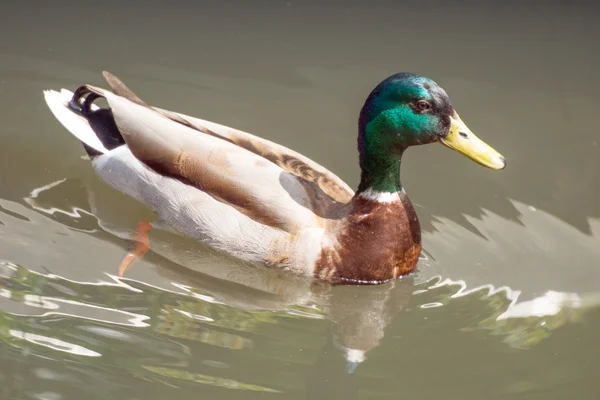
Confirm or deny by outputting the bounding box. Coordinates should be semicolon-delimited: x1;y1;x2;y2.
67;85;125;157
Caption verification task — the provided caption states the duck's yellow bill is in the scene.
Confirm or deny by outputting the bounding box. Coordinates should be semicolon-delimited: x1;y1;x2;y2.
439;114;506;170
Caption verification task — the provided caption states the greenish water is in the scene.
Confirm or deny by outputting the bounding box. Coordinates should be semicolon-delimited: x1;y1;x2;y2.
1;1;600;399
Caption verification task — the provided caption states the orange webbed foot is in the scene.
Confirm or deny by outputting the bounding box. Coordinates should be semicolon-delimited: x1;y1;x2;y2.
118;221;153;277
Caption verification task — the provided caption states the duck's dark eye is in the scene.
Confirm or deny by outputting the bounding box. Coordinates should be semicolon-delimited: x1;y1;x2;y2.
416;100;432;111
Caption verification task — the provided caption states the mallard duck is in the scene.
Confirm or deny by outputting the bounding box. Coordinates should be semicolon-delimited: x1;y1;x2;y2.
43;72;505;284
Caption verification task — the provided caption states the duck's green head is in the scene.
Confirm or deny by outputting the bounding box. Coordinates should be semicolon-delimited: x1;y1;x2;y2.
357;73;505;193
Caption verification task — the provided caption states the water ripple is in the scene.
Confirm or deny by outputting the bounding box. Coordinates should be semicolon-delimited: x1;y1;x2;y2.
9;329;101;357
143;366;281;393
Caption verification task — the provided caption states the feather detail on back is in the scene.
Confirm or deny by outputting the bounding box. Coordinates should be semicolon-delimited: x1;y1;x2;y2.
100;91;325;232
96;72;355;211
101;73;353;202
97;72;354;203
78;73;354;224
151;107;355;204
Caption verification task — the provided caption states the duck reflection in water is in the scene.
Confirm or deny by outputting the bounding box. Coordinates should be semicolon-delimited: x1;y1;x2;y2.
59;174;417;376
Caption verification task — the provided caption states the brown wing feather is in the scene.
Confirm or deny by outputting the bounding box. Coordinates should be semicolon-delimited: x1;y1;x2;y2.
101;71;148;107
99;72;355;209
155;111;356;206
97;90;325;232
87;72;354;221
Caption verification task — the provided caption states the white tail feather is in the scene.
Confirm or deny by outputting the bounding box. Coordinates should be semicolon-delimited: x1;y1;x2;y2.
43;89;109;154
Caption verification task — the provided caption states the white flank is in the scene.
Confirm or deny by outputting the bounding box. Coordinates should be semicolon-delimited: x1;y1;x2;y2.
357;188;399;203
43;89;108;154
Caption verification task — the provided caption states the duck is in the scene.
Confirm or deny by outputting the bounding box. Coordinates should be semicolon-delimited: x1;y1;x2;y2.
43;71;505;284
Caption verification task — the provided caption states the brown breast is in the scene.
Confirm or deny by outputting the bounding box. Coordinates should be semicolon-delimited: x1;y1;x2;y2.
313;192;421;284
